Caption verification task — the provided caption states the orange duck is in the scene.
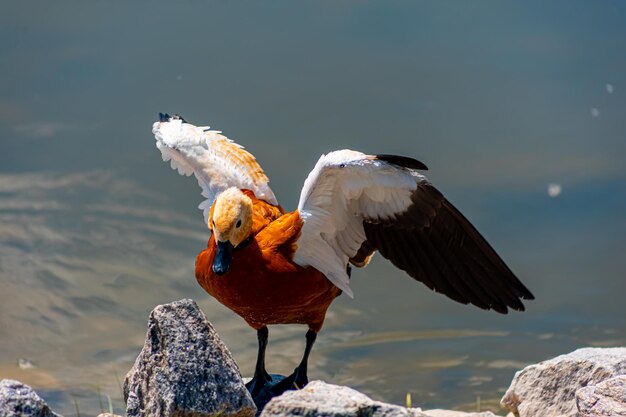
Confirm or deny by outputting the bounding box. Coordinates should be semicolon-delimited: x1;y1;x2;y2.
153;113;534;405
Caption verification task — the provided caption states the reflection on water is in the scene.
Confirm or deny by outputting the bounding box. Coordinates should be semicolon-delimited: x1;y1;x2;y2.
0;171;206;414
329;329;509;349
2;1;626;415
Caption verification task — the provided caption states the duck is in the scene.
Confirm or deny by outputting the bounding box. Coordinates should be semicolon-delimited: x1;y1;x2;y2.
153;113;534;406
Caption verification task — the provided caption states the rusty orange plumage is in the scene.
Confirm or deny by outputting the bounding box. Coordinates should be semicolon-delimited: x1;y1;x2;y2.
196;191;341;333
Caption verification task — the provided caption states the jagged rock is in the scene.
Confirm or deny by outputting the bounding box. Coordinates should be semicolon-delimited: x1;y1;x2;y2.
0;379;62;417
501;347;626;417
576;375;626;416
260;380;427;416
260;380;504;417
124;299;256;417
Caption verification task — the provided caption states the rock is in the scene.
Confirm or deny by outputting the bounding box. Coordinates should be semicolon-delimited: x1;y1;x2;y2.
124;299;256;417
260;380;427;417
576;375;626;416
501;347;626;417
260;381;504;417
0;379;62;417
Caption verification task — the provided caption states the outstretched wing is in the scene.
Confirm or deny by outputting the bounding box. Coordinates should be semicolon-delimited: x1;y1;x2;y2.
293;150;534;313
153;113;278;223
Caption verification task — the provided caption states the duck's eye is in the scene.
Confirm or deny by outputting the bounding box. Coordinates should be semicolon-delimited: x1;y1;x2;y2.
236;219;242;228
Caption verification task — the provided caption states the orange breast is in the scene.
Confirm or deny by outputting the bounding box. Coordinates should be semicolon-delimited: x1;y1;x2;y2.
196;208;341;332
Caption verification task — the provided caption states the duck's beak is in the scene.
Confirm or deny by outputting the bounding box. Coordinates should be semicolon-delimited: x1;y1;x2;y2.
213;240;234;275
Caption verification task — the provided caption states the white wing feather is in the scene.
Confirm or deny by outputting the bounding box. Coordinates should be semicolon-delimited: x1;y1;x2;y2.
293;150;426;298
153;116;278;223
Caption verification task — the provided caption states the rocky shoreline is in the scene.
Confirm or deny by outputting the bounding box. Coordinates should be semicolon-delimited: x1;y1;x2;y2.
2;299;625;417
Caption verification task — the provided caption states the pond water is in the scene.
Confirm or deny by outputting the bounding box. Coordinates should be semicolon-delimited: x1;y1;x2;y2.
1;2;626;415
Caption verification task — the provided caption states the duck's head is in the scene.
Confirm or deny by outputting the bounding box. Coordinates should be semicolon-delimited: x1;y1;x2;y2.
210;187;253;275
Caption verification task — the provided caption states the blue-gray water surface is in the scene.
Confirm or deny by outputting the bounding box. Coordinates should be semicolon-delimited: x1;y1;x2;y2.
1;2;626;415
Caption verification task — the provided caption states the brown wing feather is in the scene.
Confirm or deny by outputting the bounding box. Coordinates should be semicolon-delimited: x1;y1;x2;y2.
363;182;534;314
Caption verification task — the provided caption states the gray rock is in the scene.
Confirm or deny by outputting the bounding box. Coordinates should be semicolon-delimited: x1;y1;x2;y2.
260;380;427;417
501;347;626;417
0;379;62;417
259;380;504;417
124;299;256;417
576;375;626;416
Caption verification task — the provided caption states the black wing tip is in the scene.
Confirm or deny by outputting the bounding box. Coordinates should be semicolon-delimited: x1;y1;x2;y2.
158;113;187;123
375;154;428;171
494;290;535;314
492;305;510;314
488;301;521;315
512;284;535;303
487;283;534;314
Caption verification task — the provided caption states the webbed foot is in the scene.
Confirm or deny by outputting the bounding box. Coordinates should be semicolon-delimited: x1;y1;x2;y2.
246;373;289;413
245;371;271;396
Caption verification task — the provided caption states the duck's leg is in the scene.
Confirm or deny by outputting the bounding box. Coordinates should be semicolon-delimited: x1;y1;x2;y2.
245;326;272;395
292;329;317;388
271;328;317;393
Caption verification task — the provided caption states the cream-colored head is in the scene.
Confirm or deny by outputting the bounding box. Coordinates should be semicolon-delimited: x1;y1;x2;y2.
210;187;253;247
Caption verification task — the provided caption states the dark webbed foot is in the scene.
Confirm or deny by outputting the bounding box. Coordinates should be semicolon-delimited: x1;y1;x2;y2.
266;367;306;396
245;372;271;397
247;328;318;412
246;373;288;412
